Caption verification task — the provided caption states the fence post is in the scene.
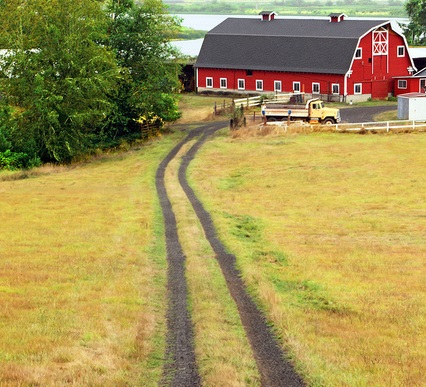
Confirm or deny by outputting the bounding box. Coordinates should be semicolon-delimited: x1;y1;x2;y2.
413;120;415;130
214;102;217;116
387;121;389;132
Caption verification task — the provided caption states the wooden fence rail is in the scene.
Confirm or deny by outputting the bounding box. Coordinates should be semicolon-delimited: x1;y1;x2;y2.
140;123;161;139
214;93;306;116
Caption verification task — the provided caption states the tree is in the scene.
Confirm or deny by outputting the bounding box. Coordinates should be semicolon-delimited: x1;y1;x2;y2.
0;0;183;165
0;0;120;162
105;0;182;136
404;0;426;45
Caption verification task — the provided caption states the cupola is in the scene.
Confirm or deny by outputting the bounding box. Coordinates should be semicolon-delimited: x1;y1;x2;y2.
329;13;347;23
259;11;277;22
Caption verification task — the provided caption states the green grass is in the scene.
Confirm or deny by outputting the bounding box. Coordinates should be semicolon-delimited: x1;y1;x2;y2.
189;130;426;386
0;133;185;385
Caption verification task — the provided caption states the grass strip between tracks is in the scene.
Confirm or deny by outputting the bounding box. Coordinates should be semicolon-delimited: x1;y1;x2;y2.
165;139;260;385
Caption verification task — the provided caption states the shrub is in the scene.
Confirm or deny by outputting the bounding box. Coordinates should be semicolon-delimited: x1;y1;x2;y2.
0;150;41;170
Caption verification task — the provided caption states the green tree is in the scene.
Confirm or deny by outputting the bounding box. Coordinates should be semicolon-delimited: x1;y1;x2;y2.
105;0;182;135
404;0;426;45
0;0;120;162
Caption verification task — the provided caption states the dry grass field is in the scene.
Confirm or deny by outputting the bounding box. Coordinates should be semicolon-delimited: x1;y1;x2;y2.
188;128;426;386
0;134;184;385
0;91;424;386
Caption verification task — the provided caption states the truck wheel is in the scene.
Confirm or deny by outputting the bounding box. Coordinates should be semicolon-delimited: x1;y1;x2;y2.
322;118;335;125
268;117;277;122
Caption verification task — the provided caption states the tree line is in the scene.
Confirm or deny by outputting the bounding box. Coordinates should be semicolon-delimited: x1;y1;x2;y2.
0;0;182;168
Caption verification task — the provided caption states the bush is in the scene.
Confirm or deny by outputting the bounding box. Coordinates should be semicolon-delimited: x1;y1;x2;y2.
0;150;41;170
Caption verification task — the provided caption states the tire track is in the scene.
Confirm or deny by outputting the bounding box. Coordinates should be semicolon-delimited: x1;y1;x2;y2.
178;123;305;387
156;127;206;387
157;121;305;386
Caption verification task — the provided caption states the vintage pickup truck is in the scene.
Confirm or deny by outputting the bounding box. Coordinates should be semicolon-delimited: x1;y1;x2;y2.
264;98;341;124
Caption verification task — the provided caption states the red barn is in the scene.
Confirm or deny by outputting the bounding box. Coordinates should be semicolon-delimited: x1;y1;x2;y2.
393;68;426;96
194;12;416;102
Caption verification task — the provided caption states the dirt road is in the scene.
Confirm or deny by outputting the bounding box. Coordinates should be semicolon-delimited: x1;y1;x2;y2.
157;121;305;386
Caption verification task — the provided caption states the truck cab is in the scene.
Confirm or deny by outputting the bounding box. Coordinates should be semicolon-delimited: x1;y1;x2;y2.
308;99;341;124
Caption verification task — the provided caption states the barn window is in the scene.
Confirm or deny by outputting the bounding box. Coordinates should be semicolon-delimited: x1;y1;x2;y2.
397;46;405;57
421;79;426;92
293;82;301;92
398;80;407;89
274;81;282;92
332;83;340;95
206;77;213;88
238;79;245;90
246;70;253;76
355;48;362;59
354;83;362;94
312;83;320;94
220;78;227;89
256;80;263;91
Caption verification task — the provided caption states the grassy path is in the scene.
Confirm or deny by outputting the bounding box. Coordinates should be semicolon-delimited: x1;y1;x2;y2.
159;121;305;386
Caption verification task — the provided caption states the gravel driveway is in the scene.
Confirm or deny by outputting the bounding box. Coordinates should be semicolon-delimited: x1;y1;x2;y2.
340;105;397;123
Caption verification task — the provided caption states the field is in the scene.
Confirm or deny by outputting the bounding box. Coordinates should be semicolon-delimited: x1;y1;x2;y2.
0;94;425;385
0;134;185;385
164;0;407;18
188;128;426;386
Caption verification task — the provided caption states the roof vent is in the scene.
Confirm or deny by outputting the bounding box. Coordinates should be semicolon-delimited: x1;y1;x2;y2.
259;11;277;22
329;13;347;23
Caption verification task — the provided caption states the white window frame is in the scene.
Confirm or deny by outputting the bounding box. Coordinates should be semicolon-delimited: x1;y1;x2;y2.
238;79;245;90
206;77;213;88
355;47;362;59
398;80;407;89
332;83;340;95
256;79;263;91
274;80;282;92
354;83;362;94
220;78;227;89
312;82;320;94
293;81;301;92
397;46;405;57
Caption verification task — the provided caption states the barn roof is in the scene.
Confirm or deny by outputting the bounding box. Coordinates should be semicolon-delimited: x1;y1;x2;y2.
195;17;389;74
415;67;426;77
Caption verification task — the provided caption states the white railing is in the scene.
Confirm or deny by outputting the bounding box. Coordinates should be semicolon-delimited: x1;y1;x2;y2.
332;120;426;132
265;119;426;132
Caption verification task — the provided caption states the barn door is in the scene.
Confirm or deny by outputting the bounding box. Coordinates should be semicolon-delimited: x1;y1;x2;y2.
371;80;388;99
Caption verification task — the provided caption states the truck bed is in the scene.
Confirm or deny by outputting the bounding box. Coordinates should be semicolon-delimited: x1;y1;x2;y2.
264;104;309;118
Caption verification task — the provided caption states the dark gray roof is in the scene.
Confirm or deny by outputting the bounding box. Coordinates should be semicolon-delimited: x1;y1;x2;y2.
415;67;426;76
195;17;389;74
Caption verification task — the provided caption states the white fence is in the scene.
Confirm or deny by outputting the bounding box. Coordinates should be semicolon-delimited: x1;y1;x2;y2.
332;120;426;132
265;119;426;132
234;93;303;108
